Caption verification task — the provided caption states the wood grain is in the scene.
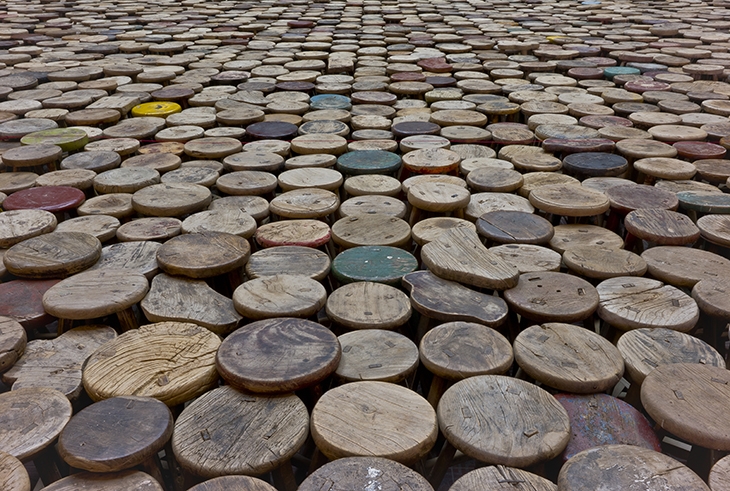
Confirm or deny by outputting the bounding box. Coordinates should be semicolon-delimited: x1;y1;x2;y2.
692;276;730;318
710;454;730;491
476;211;553;245
336;330;419;383
216;317;340;393
504;272;599;323
141;273;242;335
270;188;340;219
449;465;556;491
4;231;101;279
332;214;411;249
0;317;26;375
40;470;163;491
181;209;257;238
642;246;730;288
489;244;561;274
245;246;330;281
563;246;647;279
233;274;327;319
402;271;508;327
0;209;57;249
172;386;308;477
311;381;438;465
4;325;116;400
624;209;700;245
188;476;277;491
529;184;609;217
298;456;433;491
597;276;699;332
58;396;173;472
157;232;250;278
86;241;161;279
549;224;624;254
132;183;211;217
465;192;535;221
255;219;331;248
55;215;120;243
326;281;412;330
422;227;519;290
0;451;30;491
83;322;220;406
437;375;570;467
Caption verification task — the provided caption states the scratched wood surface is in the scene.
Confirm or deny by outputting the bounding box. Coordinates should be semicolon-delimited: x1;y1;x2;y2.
326;281;412;330
232;274;327;319
86;241;161;279
449;465;556;491
332;214;411;249
132;183;211;217
172;386;309;477
504;272;599;323
245;246;330;281
562;246;647;280
642;246;730;288
4;231;101;279
0;209;56;249
624;208;700;245
41;470;163;491
549;224;624;254
298;457;433;491
336;330;418;383
710;455;730;491
270;188;340;219
0;316;26;375
157;231;250;278
0;451;30;491
188;476;277;491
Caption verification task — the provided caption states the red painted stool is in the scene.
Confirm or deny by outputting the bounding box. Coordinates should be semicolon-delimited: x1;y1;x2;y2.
2;186;85;220
0;279;61;331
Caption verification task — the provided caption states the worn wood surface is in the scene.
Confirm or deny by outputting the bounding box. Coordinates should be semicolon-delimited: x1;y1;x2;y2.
504;272;599;323
529;183;610;217
58;396;173;472
4;231;101;279
132;183;211;217
0;386;72;460
0;317;26;375
332;214;411;249
245;246;330;281
402;271;508;327
172;386;308;477
311;381;437;465
255;219;331;248
698;214;730;248
42;269;149;320
563;246;647;279
0;209;56;249
597;276;700;332
4;325;115;400
489;244;561;274
326;281;412;330
233;274;327;319
558;445;709;491
339;195;408;219
617;328;725;384
625;209;700;245
438;375;570;467
606;183;679;213
93;167;160;194
408;182;471;213
77;193;134;219
83;322;220;406
55;215;120;243
336;330;418;383
157;232;250;278
41;470;163;491
476;210;553;245
549;224;624;254
331;245;417;285
422;227;519;290
216;317;340;393
141;274;242;335
449;466;556;491
465;192;534;220
710;455;730;491
270;188;340;219
514;323;624;393
298;457;433;491
188;476;277;491
87;241;161;279
467;167;524;193
0;279;60;329
181;209;257;238
411;217;476;246
692;276;730;318
642;246;730;288
0;451;29;491
116;217;182;242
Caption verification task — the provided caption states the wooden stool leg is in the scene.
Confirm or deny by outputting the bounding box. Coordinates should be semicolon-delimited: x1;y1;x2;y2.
429;440;457;489
34;445;63;486
117;307;139;332
272;460;297;491
427;375;448;408
142;455;166;490
57;318;75;336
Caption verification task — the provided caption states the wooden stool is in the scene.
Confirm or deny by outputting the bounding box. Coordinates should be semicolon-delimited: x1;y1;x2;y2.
692;276;730;354
336;150;401;176
216;171;278;197
0;451;30;491
1;144;62;172
3;325;115;401
87;241;161;279
40;470;163;491
245;246;330;281
641;246;730;288
172;386;307;490
710;455;730;491
605;184;679;232
141;274;242;335
116;217;182;242
0;209;57;249
411;217;476;248
77;194;135;220
181;209;257;238
278;168;343;192
55;215;120;243
132;183;211;217
232;275;326;320
449;466;555;491
331;214;411;250
2;186;85;218
255;220;331;250
562;246;647;280
677;191;730;220
633;157;697;184
0;316;25;376
331;245;417;286
3;231;100;279
93;168;160;195
299;457;432;491
342;175;401;197
407;181;470;226
465;192;535;221
548;224;624;254
336;330;418;384
489;244;562;274
326;282;411;331
466;167;523;193
420;321;513;407
554;393;661;463
401;148;461;176
624;208;700;251
188;476;276;491
528;183;610;223
57;396;172;486
0;279;61;330
476;210;553;245
514;322;624;393
561;152;628;179
82;322;220;406
269;189;340;221
311;381;437;464
642;363;730;478
338;195;408;219
0;387;72;485
432;375;569;487
558;445;709;490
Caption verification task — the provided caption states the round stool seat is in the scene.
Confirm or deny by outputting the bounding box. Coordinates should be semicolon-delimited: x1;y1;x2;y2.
450;466;555;491
476;211;553;245
438;375;570;467
561;152;628;178
184;137;242;160
558;445;708;491
87;241;160;279
504;272;599;323
0;279;60;329
402;174;467;195
563;246;647;279
332;246;417;285
336;330;419;383
674;141;726;161
641;246;730;288
83;322;220;406
402;148;461;175
35;169;95;191
549;224;624;254
634;157;697;181
291;134;348;156
2;186;85;213
489;244;562;274
332;214;411;249
216;171;278;196
343;175;401;197
0;209;57;248
116;217;182;242
243;121;298;141
270;188;339;219
625;209;700;245
420;321;513;381
693;159;730;184
518;172;579;198
233;275;326;320
132;183;211;217
555;393;661;462
326;282;411;330
4;231;101;279
0;316;26;376
618;328;725;385
245;246;330;281
181;209;256;238
157;232;250;279
642;363;730;452
0;173;38;195
278;168;343;192
606;184;679;214
299;457;433;491
1;144;62;169
172;386;308;478
188;476;276;491
339;195;408;219
160;167;219;187
529;184;609;217
615;138;678;160
336;150;401;175
710;455;730;491
466;193;535;220
311;381;437;464
698;214;730;248
40;470;163;491
677;191;730;215
514;322;624;393
255;219;331;248
93;167;160;194
411;217;476;246
466;167;523;193
597;276;699;332
209;196;270;224
0;451;30;491
217;318;339;393
58;396;172;472
408;182;470;212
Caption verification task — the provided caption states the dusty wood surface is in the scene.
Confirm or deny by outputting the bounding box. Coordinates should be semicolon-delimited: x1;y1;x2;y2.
3;325;115;400
132;183;211;217
55;215;120;243
529;183;610;217
438;375;570;467
255;219;331;248
449;466;556;491
597;276;699;332
181;209;257;238
58;396;173;472
514;323;624;393
504;272;599;323
157;232;250;278
698;214;730;247
0;279;60;328
422;227;519;290
642;246;730;288
0;450;30;491
0;209;56;249
710;455;730;491
489;244;561;274
465;192;534;221
172;386;308;477
476;210;553;245
270;188;340;219
141;274;242;335
407;182;470;212
86;241;161;279
563;246;647;279
83;322;220;406
692;276;730;318
4;231;101;279
188;476;277;491
0;316;26;375
336;330;418;383
245;246;331;281
216;317;340;393
549;224;624;254
332;214;411;249
233;274;327;319
311;381;437;465
624;209;700;245
299;456;433;491
41;470;163;491
326;281;412;330
411;217;476;246
116;217;182;242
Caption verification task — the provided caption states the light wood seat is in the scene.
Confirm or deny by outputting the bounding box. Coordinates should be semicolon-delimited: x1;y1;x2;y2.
641;246;730;288
0;209;56;249
711;455;730;491
188;476;276;491
245;246;330;281
87;241;161;279
336;330;419;384
156;232;250;279
40;470;163;491
326;282;411;330
269;188;340;220
54;215;120;243
132;183;211;217
562;246;647;280
529;183;610;218
489;244;562;274
624;208;700;247
476;210;554;245
338;195;408;219
255;219;331;249
549;224;624;254
3;231;101;279
300;456;432;491
0;451;30;491
448;466;555;491
116;217;182;242
232;274;326;320
331;214;411;249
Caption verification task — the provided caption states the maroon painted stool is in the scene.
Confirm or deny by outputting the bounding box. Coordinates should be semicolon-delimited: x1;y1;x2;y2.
2;186;85;220
554;393;661;463
0;279;61;331
673;141;726;161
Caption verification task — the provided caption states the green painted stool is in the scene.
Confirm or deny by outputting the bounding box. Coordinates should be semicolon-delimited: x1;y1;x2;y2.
19;128;89;152
332;246;418;286
336;150;402;176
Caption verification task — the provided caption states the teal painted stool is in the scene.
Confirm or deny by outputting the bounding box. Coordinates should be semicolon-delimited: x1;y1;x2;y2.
336;150;402;176
310;94;352;111
603;67;641;80
677;191;730;222
332;246;418;286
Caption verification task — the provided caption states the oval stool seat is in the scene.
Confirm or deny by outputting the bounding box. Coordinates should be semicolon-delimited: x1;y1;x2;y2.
40;470;163;491
641;246;730;288
2;186;85;213
332;214;411;249
0;209;57;249
624;209;700;246
54;215;120;243
255;220;331;248
299;457;433;491
710;455;730;491
326;282;412;330
476;210;554;245
4;231;101;279
331;246;418;285
245;246;330;281
188;476;276;491
449;466;555;491
232;275;326;320
336;330;419;384
116;217;182;242
0;451;30;491
549;224;624;254
563;246;647;279
0;279;61;329
157;232;250;279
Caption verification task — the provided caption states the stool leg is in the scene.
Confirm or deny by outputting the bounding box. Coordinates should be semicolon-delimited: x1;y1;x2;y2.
427;375;448;408
57;319;74;336
34;445;63;486
117;307;139;331
429;440;457;489
142;455;166;490
271;460;297;491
